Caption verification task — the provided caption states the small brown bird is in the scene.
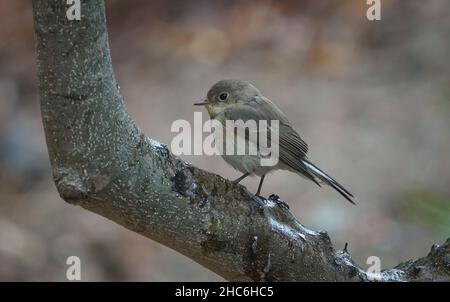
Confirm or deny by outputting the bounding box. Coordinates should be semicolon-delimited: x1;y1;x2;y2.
194;79;355;204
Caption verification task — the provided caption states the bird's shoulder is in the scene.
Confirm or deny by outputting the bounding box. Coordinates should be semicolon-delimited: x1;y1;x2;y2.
222;96;290;124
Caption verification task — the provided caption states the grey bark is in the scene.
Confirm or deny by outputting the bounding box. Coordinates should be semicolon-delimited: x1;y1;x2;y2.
32;0;449;281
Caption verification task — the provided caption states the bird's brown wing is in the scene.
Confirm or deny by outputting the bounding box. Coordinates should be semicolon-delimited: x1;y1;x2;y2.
250;96;308;155
224;96;308;151
222;97;318;184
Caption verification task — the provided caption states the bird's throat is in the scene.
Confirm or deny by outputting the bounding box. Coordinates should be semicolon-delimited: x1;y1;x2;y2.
205;104;225;119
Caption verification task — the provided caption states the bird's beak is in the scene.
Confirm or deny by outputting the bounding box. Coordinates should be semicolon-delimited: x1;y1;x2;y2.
193;99;209;106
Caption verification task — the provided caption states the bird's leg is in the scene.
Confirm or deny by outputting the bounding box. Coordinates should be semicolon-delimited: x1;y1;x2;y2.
256;174;266;196
233;172;250;184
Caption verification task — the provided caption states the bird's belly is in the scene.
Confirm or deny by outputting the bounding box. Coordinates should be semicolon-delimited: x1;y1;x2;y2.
215;119;275;176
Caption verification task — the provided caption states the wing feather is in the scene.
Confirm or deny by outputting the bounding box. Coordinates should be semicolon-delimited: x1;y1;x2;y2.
221;97;318;183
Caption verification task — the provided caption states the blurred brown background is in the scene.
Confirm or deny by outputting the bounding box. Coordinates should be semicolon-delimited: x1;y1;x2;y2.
0;0;449;281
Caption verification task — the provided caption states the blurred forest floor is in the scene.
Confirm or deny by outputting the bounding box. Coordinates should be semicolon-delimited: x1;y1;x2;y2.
0;0;449;281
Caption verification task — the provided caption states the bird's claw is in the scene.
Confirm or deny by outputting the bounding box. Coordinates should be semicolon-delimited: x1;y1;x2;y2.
268;194;290;210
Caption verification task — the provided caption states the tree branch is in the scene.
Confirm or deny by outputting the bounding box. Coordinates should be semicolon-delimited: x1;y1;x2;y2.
32;0;449;281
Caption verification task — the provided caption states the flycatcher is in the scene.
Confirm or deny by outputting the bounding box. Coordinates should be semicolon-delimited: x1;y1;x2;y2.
194;79;355;204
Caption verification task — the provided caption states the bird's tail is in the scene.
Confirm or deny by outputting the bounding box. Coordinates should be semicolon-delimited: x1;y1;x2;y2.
302;158;356;205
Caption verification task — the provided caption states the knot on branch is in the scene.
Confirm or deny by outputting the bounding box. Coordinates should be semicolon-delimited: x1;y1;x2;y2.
54;168;88;205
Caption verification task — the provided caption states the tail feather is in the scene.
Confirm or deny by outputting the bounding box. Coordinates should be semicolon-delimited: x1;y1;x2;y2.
302;159;356;205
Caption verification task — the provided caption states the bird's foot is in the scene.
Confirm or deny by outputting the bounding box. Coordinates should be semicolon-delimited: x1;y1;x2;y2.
250;194;266;205
268;194;290;210
247;195;266;217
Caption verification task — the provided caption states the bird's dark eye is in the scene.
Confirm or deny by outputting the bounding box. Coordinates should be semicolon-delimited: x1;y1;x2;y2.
218;92;229;101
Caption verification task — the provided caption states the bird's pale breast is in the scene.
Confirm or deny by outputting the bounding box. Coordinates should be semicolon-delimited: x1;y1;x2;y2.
214;116;275;176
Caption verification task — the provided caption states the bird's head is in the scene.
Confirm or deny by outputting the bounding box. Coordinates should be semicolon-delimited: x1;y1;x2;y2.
194;79;261;118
